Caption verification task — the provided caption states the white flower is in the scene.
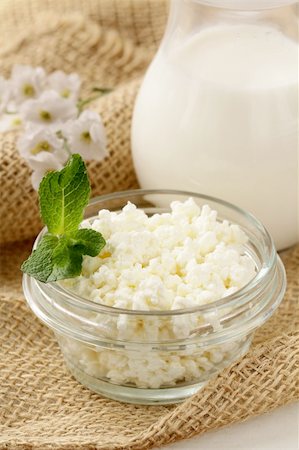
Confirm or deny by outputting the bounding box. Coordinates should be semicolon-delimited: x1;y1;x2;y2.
0;76;11;114
17;125;68;169
20;90;78;129
31;154;66;190
0;113;23;132
63;110;107;160
17;126;69;190
10;64;46;104
47;71;81;101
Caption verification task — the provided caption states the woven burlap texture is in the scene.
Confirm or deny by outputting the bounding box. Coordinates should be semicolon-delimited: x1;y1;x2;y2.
0;1;298;449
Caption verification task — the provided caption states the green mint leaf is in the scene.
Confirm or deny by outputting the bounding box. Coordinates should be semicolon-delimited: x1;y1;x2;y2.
21;234;82;282
47;230;106;281
47;236;83;282
22;155;107;283
21;234;60;282
38;154;90;235
21;231;106;282
68;228;106;256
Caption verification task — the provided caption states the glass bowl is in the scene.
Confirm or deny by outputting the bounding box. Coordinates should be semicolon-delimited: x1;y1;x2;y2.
23;189;286;404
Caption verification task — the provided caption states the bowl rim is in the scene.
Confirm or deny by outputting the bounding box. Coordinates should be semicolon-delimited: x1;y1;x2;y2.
30;188;278;317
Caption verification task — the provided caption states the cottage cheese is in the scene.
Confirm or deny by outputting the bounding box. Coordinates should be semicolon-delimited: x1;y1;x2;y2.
61;198;256;388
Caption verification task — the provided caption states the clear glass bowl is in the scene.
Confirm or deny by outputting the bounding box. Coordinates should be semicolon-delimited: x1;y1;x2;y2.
23;189;286;404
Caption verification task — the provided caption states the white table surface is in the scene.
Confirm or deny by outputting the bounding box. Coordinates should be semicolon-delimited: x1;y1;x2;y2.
156;402;298;450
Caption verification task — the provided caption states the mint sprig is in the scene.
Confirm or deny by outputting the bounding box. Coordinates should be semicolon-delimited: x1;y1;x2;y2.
21;154;106;282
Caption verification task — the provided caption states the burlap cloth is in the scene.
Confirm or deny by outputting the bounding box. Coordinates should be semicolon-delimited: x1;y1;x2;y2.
0;1;298;449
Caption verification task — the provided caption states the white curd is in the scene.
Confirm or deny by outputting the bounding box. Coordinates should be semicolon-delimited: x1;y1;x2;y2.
61;199;256;388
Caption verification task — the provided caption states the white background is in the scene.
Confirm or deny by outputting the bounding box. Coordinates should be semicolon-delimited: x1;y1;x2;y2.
156;402;298;450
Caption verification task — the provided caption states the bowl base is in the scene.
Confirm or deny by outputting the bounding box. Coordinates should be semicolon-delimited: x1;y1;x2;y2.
65;359;208;405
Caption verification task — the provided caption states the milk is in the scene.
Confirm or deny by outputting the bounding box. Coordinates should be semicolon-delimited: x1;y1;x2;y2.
132;25;298;250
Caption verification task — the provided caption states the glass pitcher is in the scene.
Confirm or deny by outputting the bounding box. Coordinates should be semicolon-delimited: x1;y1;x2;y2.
131;0;298;251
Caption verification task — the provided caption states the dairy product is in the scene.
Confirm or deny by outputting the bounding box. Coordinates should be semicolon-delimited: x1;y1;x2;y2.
64;199;255;315
132;25;298;250
61;199;256;388
59;334;249;389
